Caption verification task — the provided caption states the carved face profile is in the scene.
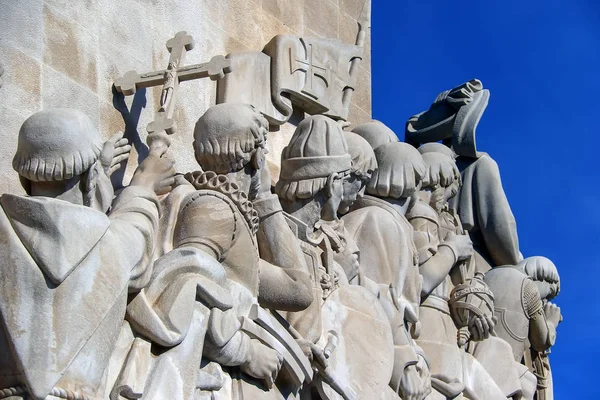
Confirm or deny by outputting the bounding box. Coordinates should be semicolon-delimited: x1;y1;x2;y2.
339;172;367;214
276;115;352;220
339;132;377;214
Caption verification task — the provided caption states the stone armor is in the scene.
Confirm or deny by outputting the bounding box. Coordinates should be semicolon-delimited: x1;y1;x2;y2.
484;266;541;361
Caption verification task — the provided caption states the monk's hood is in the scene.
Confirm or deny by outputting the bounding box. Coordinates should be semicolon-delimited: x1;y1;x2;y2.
0;194;110;284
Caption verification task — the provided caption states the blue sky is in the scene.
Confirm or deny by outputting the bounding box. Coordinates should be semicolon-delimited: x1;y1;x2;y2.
372;1;599;398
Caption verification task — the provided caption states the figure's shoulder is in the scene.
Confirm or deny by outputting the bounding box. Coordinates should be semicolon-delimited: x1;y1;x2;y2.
343;205;399;232
485;265;528;282
183;171;259;233
406;200;439;224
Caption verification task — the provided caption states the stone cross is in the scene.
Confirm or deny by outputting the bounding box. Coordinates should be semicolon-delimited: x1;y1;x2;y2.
115;31;232;154
293;43;330;99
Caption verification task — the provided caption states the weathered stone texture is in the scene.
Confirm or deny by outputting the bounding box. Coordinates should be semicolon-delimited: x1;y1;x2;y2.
0;0;371;193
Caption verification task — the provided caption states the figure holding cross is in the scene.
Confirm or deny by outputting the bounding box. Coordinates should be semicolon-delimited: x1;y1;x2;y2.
115;31;232;155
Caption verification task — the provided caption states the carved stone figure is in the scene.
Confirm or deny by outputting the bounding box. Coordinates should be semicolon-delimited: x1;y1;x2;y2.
0;108;174;399
277;115;395;399
406;80;522;272
486;260;559;362
115;103;314;400
406;148;508;399
521;257;560;400
483;257;562;400
342;139;432;399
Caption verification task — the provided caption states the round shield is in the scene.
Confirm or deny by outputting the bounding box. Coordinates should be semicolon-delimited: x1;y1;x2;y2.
316;284;395;400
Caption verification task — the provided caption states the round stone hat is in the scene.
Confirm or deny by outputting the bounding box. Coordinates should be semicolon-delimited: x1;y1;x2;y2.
13;108;102;182
280;115;351;181
351;120;399;150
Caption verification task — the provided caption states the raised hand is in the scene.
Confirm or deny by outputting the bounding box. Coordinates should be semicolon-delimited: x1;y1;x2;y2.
400;364;429;400
100;131;132;176
544;302;563;328
130;147;176;195
445;232;473;261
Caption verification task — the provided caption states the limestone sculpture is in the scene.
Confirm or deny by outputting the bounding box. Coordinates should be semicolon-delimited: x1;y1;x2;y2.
0;12;563;397
406;79;522;272
406;146;510;399
521;257;561;400
482;257;562;400
342;134;432;400
277;115;396;399
0;108;175;399
113;103;314;400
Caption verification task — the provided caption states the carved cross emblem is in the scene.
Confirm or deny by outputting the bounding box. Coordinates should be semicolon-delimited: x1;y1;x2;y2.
115;31;232;153
291;40;330;100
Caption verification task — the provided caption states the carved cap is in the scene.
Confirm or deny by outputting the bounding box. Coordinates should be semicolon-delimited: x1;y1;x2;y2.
280;115;351;181
344;131;377;178
351;120;399;150
13;108;102;182
194;103;268;174
420;152;461;189
418;142;456;159
366;142;425;199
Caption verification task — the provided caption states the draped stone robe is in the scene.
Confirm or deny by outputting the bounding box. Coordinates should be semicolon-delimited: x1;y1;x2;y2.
450;154;521;271
0;186;159;400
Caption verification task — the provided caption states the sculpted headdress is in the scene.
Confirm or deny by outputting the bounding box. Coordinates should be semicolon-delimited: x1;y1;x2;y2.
13;108;102;182
276;115;351;201
405;79;489;158
367;142;425;199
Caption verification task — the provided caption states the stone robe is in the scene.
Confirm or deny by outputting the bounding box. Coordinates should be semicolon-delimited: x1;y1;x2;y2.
343;195;426;393
407;201;506;399
115;172;311;400
450;154;521;271
0;186;159;400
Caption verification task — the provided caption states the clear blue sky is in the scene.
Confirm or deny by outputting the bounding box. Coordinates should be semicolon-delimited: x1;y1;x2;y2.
372;1;599;398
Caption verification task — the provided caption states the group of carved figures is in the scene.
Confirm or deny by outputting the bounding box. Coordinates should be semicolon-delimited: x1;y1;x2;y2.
0;79;561;400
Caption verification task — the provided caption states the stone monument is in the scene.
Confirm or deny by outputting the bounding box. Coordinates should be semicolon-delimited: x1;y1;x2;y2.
0;2;561;399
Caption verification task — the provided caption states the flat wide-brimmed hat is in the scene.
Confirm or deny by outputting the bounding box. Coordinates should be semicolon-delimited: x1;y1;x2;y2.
405;79;489;158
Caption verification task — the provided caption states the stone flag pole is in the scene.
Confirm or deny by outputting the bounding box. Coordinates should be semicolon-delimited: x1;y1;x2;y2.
0;1;561;400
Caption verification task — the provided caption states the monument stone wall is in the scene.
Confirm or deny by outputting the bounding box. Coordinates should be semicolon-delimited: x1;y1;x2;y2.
0;0;372;194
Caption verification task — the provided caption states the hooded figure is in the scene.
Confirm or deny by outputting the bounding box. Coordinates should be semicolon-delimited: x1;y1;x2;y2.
0;108;172;399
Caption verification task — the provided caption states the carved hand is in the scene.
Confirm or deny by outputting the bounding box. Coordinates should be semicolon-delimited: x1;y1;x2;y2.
240;339;283;389
468;314;496;342
400;364;429;400
444;232;473;261
544;302;563;328
296;338;328;370
130;148;176;195
415;354;432;398
100;131;132;176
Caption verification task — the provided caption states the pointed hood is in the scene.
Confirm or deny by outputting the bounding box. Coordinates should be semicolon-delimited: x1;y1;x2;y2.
0;194;109;284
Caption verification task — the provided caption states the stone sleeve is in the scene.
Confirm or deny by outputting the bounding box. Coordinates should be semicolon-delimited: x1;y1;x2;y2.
525;278;557;352
203;308;252;367
470;155;521;266
106;185;160;290
523;278;544;318
410;217;439;265
173;193;237;262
